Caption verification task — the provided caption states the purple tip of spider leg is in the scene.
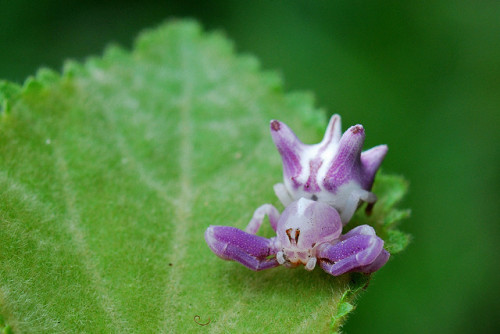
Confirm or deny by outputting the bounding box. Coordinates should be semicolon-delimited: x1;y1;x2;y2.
322;125;366;192
338;125;366;158
205;225;279;271
270;120;304;186
360;144;388;189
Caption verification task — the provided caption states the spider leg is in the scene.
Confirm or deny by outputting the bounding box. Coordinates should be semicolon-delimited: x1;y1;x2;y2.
245;204;280;234
316;225;389;276
273;183;294;207
339;189;377;225
205;225;279;271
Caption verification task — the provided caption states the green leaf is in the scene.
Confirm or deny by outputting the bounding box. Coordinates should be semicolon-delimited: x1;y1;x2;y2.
348;173;411;256
0;20;409;333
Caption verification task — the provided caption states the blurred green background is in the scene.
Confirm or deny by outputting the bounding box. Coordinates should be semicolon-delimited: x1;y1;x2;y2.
1;1;498;333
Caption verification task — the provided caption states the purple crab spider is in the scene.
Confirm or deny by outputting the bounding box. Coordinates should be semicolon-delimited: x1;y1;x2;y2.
270;114;388;225
205;198;389;275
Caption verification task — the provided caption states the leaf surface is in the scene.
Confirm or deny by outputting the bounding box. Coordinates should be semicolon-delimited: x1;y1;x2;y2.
0;21;409;333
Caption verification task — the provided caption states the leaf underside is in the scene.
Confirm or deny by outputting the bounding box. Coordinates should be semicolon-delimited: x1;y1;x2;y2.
0;21;409;333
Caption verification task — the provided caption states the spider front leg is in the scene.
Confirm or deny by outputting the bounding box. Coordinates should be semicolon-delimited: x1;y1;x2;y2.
316;225;389;276
205;225;280;271
245;203;280;234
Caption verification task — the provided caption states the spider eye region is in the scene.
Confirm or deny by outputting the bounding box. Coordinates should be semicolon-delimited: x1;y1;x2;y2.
285;228;301;244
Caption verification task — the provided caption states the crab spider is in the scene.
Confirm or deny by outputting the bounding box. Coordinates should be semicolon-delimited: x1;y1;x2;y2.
270;114;387;224
205;198;389;276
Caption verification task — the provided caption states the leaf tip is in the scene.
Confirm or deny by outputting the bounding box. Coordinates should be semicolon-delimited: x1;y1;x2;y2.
63;59;86;78
22;76;44;93
0;81;21;117
103;43;128;60
134;19;204;53
35;68;60;85
385;230;412;254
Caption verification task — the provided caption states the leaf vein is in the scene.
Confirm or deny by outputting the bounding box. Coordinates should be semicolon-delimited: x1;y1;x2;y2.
53;145;130;332
160;39;195;332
